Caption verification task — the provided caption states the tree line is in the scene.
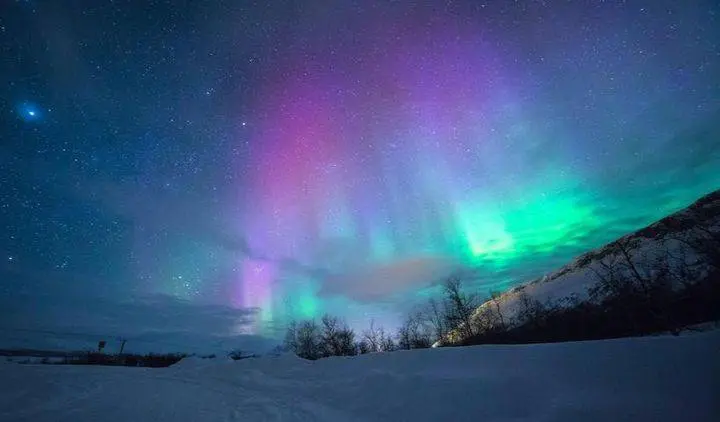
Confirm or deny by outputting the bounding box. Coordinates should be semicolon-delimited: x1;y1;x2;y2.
283;275;483;359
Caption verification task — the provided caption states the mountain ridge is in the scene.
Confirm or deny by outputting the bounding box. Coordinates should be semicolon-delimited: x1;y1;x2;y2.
443;188;720;345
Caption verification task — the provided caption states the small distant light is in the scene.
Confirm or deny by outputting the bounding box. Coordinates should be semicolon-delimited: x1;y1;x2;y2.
28;111;36;116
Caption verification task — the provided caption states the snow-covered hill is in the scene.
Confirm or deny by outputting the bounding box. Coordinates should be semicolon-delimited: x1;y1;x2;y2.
458;189;720;340
0;329;717;421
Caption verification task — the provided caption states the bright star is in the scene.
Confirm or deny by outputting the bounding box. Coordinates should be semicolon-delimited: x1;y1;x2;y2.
17;102;42;122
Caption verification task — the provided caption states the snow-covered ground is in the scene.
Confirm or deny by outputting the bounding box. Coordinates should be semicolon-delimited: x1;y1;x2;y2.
1;330;718;422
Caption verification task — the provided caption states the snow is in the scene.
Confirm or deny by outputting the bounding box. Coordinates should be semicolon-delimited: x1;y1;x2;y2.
1;330;718;421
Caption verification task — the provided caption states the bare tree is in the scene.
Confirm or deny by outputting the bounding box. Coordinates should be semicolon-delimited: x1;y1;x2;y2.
588;256;626;300
442;275;479;339
319;314;340;357
356;339;371;354
668;218;720;273
397;312;432;350
424;298;447;341
474;304;499;335
362;319;381;352
514;291;546;329
295;320;321;360
588;238;679;333
689;223;720;268
661;243;698;289
379;330;396;352
335;326;357;356
490;291;506;330
614;238;652;295
361;319;397;352
320;314;357;357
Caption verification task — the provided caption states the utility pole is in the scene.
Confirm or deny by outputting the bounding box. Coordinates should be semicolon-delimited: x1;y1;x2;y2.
117;338;127;366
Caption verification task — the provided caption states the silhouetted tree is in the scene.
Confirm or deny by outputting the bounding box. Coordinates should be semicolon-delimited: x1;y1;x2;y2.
490;291;506;330
319;314;357;357
356;339;371;354
362;319;382;352
397;312;432;350
442;275;479;339
378;326;396;351
296;320;322;360
424;298;447;341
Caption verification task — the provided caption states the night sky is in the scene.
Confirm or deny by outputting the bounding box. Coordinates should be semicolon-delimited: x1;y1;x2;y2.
1;1;719;352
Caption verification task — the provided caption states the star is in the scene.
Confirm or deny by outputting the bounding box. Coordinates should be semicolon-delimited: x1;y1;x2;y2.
17;102;42;122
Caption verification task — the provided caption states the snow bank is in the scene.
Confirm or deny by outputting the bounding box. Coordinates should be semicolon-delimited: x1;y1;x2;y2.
1;330;717;421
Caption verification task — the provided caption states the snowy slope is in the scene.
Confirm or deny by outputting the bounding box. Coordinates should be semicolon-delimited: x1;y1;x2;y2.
1;330;718;422
466;189;720;333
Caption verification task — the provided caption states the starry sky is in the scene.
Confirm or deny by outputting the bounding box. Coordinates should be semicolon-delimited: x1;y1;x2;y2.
1;0;719;352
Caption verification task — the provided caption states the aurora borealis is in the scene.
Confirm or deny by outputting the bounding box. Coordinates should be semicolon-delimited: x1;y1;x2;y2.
1;1;719;347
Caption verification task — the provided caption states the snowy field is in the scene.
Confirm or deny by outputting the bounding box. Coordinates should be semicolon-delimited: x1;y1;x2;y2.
1;330;718;422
